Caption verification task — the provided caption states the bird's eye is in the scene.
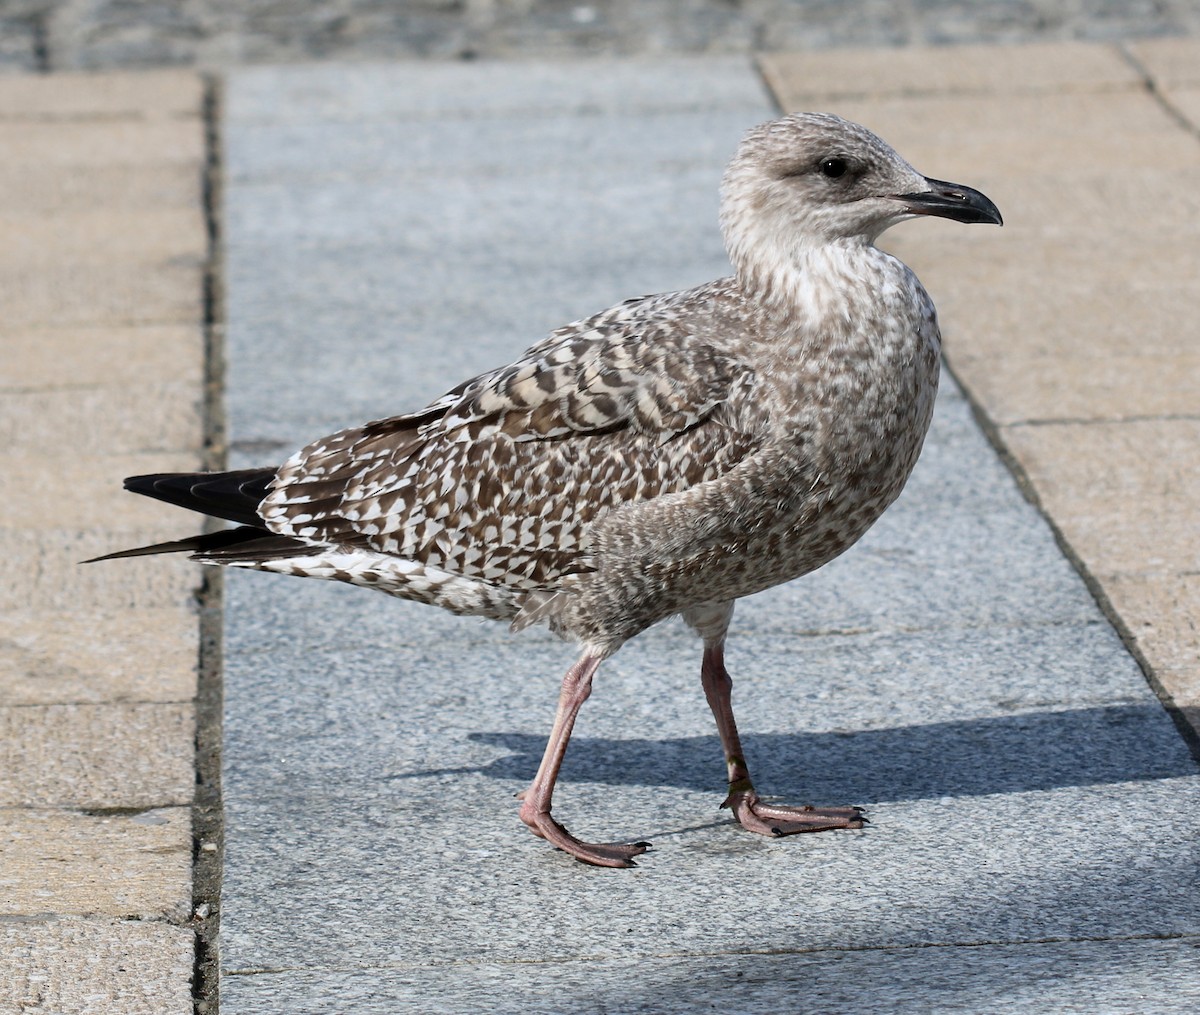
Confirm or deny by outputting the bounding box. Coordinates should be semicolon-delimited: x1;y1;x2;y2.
819;157;848;179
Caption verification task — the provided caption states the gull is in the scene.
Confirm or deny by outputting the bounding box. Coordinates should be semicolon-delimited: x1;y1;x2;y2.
94;113;1001;867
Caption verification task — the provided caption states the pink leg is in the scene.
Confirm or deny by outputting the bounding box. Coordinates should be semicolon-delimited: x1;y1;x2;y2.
518;651;651;867
701;641;865;836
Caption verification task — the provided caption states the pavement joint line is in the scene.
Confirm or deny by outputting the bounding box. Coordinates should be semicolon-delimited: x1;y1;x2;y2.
943;356;1200;767
190;69;228;1015
1002;413;1200;428
1119;42;1200;142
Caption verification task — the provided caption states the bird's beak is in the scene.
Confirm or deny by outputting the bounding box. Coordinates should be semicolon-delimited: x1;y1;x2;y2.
897;178;1003;226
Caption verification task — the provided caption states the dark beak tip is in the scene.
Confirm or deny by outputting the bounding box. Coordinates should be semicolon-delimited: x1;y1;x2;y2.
967;204;1004;227
902;178;1003;227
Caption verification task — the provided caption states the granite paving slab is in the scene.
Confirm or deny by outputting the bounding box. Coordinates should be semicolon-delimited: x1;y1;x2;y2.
219;57;1200;1011
220;935;1200;1014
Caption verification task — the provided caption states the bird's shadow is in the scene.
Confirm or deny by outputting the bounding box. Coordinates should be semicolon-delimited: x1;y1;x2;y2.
441;705;1196;803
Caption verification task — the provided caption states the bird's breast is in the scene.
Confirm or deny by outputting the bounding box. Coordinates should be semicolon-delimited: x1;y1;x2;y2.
744;267;942;575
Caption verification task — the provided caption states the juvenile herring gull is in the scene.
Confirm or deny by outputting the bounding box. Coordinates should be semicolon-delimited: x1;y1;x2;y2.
95;113;1001;867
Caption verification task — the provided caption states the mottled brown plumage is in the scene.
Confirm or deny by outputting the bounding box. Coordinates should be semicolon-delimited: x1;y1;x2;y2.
99;113;1001;866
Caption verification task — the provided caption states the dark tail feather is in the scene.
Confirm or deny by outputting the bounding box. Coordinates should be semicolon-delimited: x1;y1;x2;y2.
83;525;273;563
88;467;321;566
193;534;323;564
123;469;277;527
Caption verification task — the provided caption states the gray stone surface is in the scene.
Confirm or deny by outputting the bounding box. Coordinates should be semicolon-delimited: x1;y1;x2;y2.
9;1;1200;73
220;58;1200;1011
223;58;763;445
222;937;1200;1014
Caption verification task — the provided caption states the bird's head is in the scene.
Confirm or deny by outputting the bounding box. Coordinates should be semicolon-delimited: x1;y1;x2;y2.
720;112;1001;285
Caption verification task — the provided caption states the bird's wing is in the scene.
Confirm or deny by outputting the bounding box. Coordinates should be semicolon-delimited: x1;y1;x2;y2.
259;285;765;590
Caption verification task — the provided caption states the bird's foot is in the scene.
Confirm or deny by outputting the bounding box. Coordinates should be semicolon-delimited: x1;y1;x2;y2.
723;786;865;837
519;807;650;868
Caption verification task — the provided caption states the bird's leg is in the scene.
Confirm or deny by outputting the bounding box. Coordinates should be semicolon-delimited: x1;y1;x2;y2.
518;651;651;867
700;640;865;836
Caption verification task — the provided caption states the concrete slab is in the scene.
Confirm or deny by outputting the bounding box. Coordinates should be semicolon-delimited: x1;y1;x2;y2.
0;325;205;392
954;168;1200;238
0;257;204;328
0;162;202;217
0;532;200;611
219;55;1200;1010
0;119;204;168
759;40;1142;99
3;209;204;259
1002;420;1200;576
816;95;1195;180
0;703;194;808
0;607;198;706
1129;36;1200;87
0;807;191;919
1164;84;1200;126
0;68;202;117
0;919;193;1015
934;351;1200;425
223;58;769;445
3;454;208;531
1104;573;1200;731
0;386;203;455
226;56;797;122
0;69;208;1012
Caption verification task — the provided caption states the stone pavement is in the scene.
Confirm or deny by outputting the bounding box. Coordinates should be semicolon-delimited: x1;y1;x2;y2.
3;38;1200;1015
7;1;1200;69
0;73;210;1012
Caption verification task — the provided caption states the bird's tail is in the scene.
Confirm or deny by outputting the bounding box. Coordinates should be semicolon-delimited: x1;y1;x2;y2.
84;468;318;565
84;525;284;563
120;469;277;526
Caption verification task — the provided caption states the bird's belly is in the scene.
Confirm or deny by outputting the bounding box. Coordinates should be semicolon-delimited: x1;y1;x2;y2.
569;377;935;644
744;478;904;594
560;457;917;649
751;383;937;589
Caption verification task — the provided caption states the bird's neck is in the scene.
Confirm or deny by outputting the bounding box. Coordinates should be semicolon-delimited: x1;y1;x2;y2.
731;236;890;328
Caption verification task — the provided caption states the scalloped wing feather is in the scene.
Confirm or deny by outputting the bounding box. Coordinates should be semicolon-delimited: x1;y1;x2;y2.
259;282;764;592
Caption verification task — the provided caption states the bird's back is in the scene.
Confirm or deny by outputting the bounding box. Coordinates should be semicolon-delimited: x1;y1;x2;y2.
241;279;765;625
239;241;938;652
